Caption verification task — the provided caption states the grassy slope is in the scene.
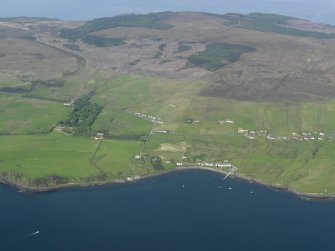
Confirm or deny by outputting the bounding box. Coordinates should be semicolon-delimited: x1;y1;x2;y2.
0;73;31;89
0;132;141;187
0;93;68;134
25;70;96;102
93;108;153;139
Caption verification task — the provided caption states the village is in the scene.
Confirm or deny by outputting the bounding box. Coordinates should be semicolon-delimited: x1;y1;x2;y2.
78;103;333;178
130;110;332;173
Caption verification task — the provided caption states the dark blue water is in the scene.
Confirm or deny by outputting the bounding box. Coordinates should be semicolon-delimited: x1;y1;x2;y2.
1;169;335;251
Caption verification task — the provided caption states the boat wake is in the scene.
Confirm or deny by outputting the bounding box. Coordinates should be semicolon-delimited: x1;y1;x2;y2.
23;231;40;239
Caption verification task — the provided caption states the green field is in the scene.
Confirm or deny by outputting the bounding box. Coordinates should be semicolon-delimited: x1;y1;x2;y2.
0;73;32;90
3;71;335;195
0;132;142;188
0;93;68;134
93;108;152;140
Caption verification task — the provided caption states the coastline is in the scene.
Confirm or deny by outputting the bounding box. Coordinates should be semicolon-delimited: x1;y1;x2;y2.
1;167;334;200
233;173;335;201
179;167;335;200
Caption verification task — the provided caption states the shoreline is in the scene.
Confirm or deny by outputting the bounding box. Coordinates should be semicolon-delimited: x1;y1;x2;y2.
1;167;335;200
180;167;335;201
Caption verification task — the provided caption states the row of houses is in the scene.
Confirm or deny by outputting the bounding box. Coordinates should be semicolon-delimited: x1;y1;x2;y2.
238;128;267;136
269;132;326;141
135;112;163;124
237;127;327;142
154;130;175;134
174;160;234;168
196;160;232;168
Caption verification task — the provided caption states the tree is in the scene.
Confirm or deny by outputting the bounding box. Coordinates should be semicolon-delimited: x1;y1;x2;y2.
151;156;164;170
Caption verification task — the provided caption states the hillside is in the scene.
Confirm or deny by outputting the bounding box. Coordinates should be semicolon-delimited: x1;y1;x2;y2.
1;12;335;196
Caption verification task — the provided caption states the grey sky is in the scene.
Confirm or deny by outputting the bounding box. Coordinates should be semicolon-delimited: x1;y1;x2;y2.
1;0;335;24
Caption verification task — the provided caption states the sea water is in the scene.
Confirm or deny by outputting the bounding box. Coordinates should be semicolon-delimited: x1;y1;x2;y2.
1;169;335;251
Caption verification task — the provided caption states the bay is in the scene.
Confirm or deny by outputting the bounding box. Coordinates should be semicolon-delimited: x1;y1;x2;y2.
1;169;335;250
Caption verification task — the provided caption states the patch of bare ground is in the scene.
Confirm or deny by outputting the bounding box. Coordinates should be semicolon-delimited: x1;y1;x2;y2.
158;142;187;153
0;38;80;82
21;12;335;100
0;24;33;39
46;13;245;79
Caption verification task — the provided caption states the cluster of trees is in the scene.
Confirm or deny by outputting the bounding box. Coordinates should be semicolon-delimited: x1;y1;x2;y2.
159;43;167;51
177;44;192;53
60;29;125;47
188;43;256;71
60;13;173;47
184;118;194;124
151;156;164;170
152;43;168;58
64;92;103;136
